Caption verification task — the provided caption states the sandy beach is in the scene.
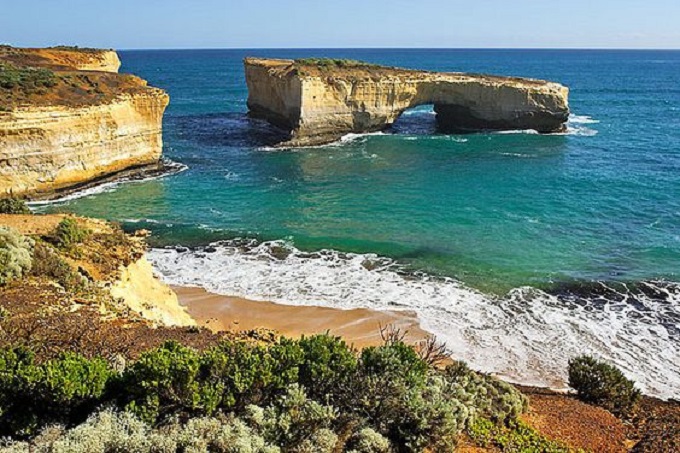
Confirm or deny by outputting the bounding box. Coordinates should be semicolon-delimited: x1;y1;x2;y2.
173;285;431;348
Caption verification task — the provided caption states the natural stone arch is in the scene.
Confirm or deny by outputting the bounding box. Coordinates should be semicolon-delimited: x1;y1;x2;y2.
244;58;570;147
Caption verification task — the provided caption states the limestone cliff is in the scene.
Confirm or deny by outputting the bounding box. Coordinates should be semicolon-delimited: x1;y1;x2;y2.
245;58;570;146
0;90;168;197
0;46;121;72
0;46;168;198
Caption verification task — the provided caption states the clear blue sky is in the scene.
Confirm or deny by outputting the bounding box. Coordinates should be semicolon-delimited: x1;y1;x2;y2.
2;0;679;49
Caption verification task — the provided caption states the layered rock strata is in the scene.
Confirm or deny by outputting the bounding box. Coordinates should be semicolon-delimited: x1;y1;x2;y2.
244;58;570;146
0;47;168;198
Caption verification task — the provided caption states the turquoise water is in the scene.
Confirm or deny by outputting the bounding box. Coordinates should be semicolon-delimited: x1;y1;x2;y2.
39;50;680;397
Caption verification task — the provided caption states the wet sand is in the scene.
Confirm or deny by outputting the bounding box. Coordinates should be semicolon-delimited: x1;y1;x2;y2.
173;286;431;348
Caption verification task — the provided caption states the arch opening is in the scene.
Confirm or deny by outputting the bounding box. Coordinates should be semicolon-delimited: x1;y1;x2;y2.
389;104;438;135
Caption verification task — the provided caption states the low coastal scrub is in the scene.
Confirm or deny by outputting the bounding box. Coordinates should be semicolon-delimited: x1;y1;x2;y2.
568;355;641;418
0;335;528;451
467;417;574;453
295;58;381;69
0;227;33;285
0;62;57;92
52;218;90;249
0;199;30;215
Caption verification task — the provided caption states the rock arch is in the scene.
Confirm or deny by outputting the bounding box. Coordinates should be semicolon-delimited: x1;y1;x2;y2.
244;58;570;147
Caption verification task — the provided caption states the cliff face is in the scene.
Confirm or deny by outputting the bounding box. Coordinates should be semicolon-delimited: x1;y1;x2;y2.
245;58;570;146
0;46;168;198
0;90;168;197
111;256;196;327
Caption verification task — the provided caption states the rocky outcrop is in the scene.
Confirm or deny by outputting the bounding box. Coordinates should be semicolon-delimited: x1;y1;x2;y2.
0;47;168;199
111;256;196;327
45;48;121;72
244;58;570;146
0;90;168;197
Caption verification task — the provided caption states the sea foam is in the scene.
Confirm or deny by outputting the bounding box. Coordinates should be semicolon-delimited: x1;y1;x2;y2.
149;239;680;399
28;159;187;206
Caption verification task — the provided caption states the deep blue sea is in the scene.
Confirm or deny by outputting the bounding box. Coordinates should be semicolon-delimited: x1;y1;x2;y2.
38;49;680;398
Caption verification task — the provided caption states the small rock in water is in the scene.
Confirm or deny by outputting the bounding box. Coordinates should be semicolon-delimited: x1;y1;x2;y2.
268;245;292;260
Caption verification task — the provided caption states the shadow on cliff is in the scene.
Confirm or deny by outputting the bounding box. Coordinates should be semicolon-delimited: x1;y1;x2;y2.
166;112;289;149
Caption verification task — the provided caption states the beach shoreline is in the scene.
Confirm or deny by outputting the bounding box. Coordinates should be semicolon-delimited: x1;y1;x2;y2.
173;285;431;349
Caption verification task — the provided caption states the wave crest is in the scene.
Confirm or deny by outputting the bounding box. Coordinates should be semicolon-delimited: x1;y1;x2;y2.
149;239;680;399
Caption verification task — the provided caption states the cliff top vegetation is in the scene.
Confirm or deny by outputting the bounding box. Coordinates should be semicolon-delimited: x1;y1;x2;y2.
0;45;159;110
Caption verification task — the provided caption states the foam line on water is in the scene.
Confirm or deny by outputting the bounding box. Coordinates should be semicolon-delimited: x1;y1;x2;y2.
149;240;680;399
28;159;187;206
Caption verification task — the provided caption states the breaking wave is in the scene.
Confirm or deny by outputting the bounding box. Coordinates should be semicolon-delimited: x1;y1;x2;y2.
149;239;680;399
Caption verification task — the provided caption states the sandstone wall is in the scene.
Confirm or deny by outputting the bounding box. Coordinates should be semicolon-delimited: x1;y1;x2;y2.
245;61;302;129
66;50;121;72
0;89;169;198
111;256;196;327
37;48;122;72
245;58;570;146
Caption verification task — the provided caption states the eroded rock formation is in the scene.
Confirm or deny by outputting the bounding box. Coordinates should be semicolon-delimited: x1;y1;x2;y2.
245;58;570;146
0;46;168;198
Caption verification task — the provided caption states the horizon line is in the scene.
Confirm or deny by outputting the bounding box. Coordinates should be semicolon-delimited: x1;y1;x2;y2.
114;46;680;52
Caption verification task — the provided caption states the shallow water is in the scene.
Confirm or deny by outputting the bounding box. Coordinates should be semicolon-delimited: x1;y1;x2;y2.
40;49;680;398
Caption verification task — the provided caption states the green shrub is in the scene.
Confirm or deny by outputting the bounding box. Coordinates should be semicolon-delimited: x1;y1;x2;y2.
0;347;112;437
444;361;527;423
0;335;534;451
467;418;572;453
118;341;223;423
0;226;33;285
568;355;641;418
53;218;90;249
0;198;30;215
297;334;357;400
360;342;428;386
0;63;57;91
202;338;303;410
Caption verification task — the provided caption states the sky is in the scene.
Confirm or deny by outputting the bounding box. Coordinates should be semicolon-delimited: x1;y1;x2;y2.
2;0;680;49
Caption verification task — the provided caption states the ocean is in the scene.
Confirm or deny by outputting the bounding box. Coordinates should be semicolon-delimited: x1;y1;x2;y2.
37;49;680;398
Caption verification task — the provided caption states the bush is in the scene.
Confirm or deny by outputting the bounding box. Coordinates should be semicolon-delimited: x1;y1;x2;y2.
444;361;527;423
0;347;112;436
360;342;428;386
253;384;337;451
118;341;223;423
0;198;30;215
297;334;357;400
568;355;641;418
167;414;279;453
0;226;33;285
0;335;532;451
53;218;90;249
202;338;303;410
346;427;392;453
